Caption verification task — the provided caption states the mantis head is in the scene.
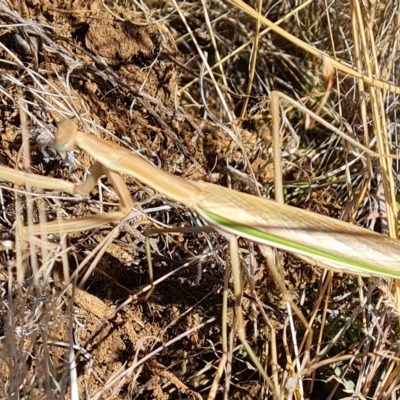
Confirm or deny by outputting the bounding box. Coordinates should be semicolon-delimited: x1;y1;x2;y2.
55;120;79;153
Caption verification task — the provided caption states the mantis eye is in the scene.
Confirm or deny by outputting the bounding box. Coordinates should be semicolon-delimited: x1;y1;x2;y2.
54;141;67;153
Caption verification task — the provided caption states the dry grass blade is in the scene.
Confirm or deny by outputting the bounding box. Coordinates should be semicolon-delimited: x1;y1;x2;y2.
229;0;400;94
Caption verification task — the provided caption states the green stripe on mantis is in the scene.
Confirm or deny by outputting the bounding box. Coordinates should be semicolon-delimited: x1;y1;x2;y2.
200;209;400;280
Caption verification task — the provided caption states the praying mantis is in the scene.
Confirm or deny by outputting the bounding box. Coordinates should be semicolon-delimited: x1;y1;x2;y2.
2;117;400;396
33;119;400;280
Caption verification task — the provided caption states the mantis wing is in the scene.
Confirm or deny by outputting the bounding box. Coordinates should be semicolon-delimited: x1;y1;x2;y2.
195;181;400;279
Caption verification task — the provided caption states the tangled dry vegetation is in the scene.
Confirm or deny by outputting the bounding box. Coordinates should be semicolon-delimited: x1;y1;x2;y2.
0;0;400;399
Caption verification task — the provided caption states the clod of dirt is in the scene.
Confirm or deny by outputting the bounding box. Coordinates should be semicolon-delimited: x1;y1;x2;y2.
85;19;160;66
